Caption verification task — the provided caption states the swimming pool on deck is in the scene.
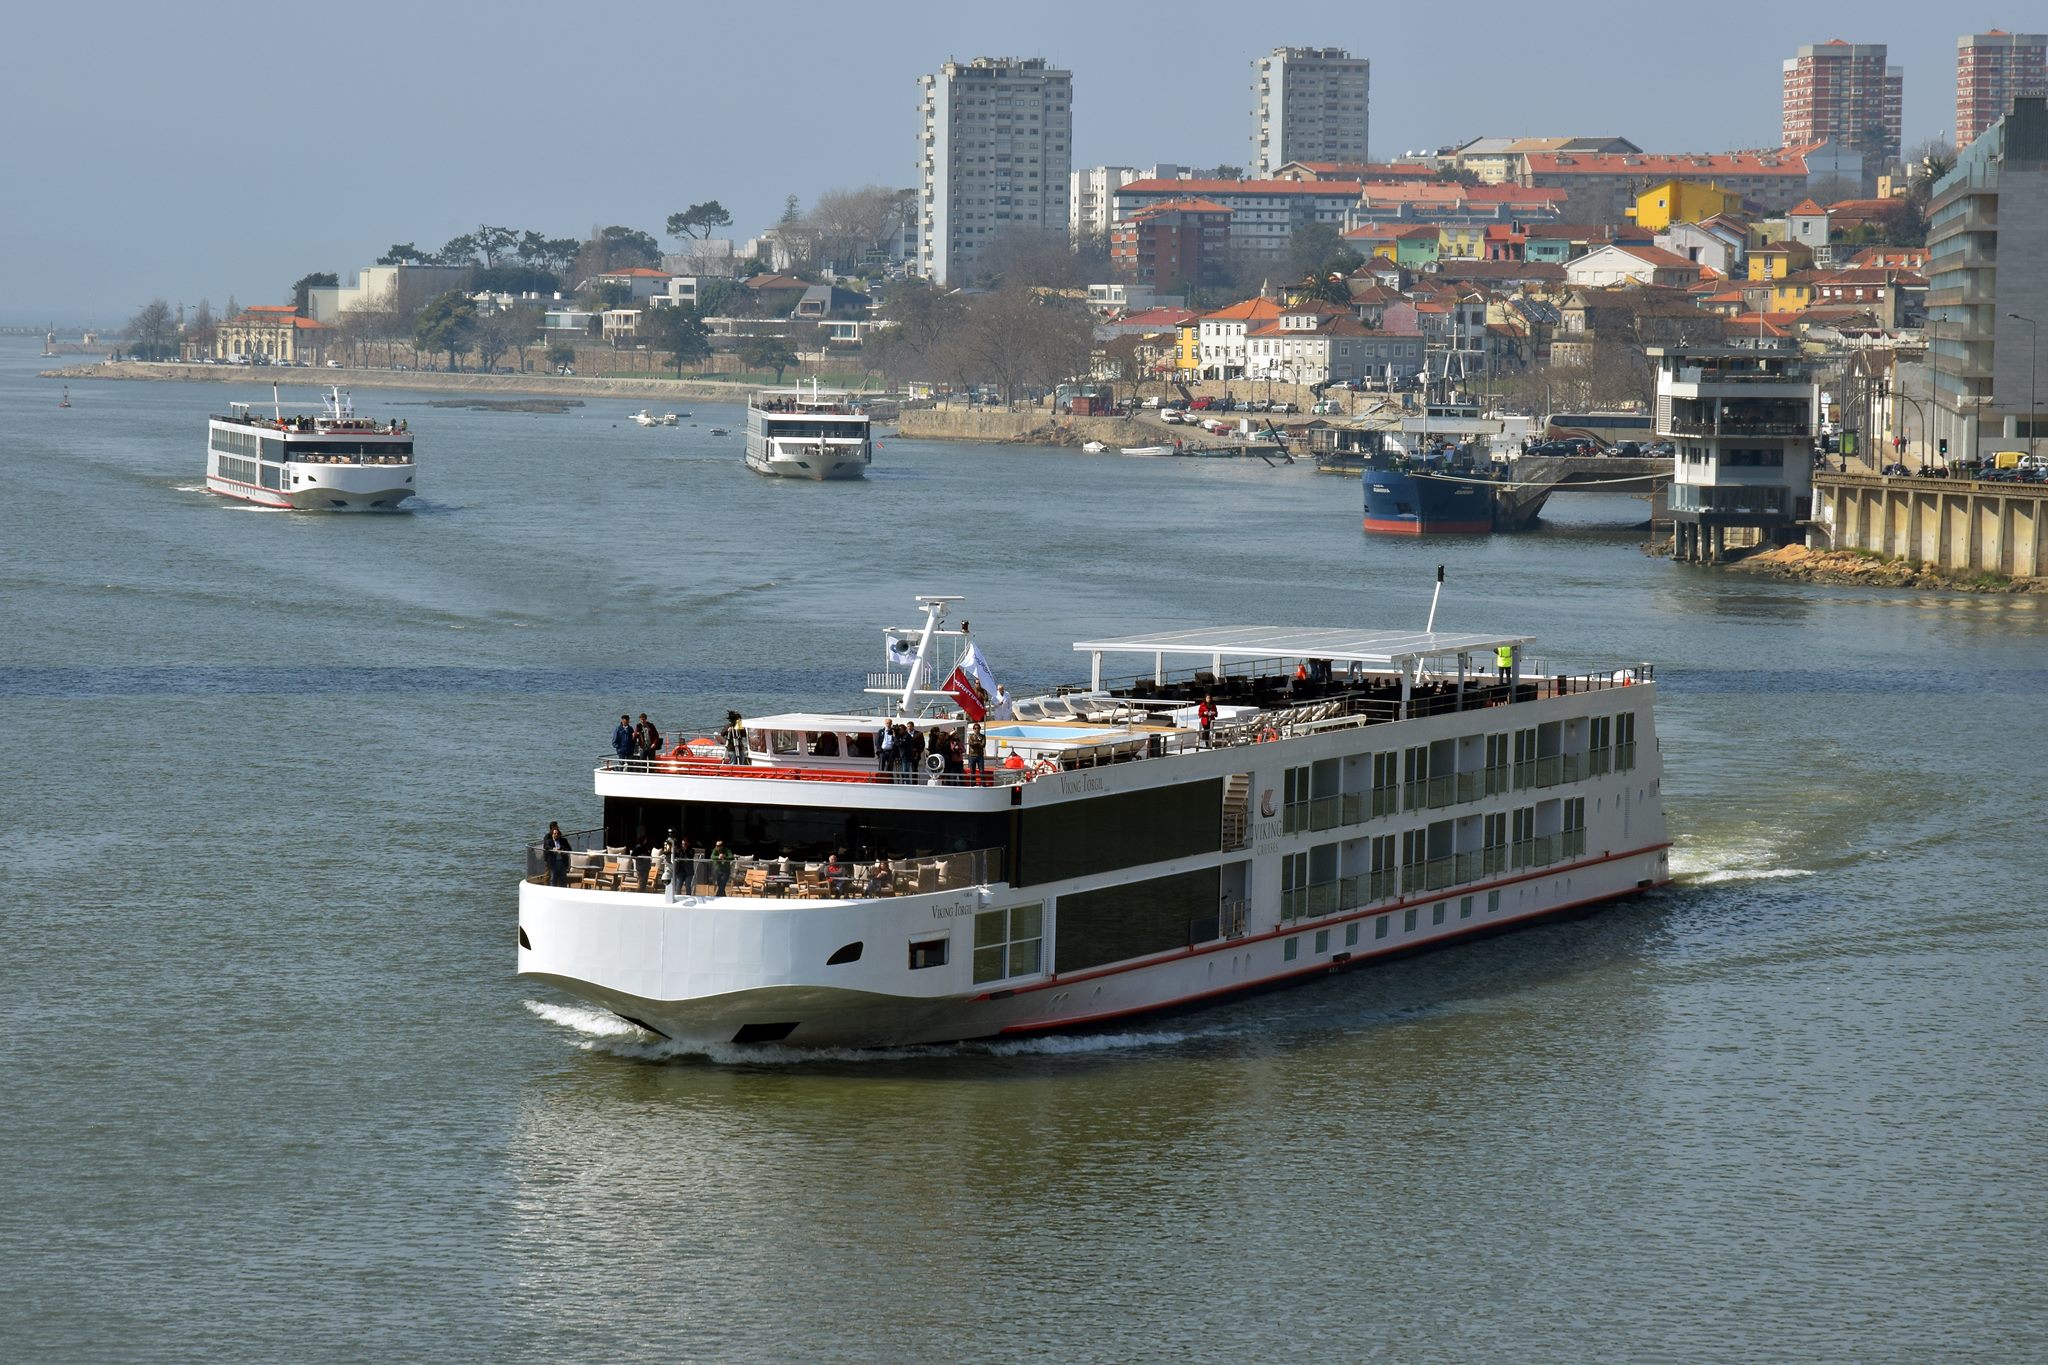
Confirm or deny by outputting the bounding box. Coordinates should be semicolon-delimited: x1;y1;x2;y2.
982;724;1120;742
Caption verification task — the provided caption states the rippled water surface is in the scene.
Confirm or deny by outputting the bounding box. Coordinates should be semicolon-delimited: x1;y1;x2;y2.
4;341;2046;1362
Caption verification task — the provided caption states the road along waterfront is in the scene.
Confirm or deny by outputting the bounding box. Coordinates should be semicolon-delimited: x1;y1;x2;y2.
4;336;2046;1362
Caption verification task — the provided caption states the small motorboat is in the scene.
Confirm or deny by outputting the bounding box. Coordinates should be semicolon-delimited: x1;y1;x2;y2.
659;412;680;426
630;409;659;427
709;427;731;436
1120;444;1176;457
1081;440;1108;453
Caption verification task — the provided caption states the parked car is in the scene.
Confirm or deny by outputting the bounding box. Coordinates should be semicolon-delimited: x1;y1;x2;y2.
1159;409;1184;424
1311;400;1341;415
1190;396;1218;411
1610;440;1642;457
326;359;343;368
1272;401;1297;415
1141;395;1162;409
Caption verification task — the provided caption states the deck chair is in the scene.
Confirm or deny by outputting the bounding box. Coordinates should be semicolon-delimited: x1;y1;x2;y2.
1010;698;1046;721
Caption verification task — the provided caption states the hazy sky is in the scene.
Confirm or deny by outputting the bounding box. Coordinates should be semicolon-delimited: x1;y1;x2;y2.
0;0;2026;323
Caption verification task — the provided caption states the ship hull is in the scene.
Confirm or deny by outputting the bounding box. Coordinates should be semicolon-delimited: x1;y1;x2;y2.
520;846;1670;1050
1363;468;1494;535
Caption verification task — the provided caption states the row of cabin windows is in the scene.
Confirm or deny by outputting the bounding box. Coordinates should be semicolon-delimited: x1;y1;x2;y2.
1278;711;1638;833
1283;888;1507;960
1279;794;1592;919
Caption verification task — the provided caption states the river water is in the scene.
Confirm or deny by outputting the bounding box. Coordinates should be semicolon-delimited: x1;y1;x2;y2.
4;338;2045;1362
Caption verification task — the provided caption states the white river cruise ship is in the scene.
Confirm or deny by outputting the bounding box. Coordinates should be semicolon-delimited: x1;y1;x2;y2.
205;386;417;510
744;384;872;480
518;595;1669;1048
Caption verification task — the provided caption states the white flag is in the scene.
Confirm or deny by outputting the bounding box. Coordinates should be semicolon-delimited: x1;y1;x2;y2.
958;641;1002;710
885;630;919;673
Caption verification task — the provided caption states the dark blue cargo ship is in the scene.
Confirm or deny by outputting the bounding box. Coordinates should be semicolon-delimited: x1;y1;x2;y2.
1362;449;1496;535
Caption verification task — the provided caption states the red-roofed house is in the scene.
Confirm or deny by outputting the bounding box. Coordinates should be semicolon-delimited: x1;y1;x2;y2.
1196;296;1283;378
1521;149;1817;221
1110;199;1233;291
595;266;675;301
1113;179;1359;259
1244;304;1381;385
215;305;330;365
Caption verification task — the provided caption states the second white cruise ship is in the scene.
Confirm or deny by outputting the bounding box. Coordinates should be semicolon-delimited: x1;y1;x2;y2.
744;384;872;480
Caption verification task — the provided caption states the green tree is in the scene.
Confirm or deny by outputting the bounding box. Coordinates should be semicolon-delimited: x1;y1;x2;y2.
414;290;479;370
583;280;632;312
291;271;338;314
433;233;480;267
666;200;733;241
1295;272;1351;306
694;277;746;318
376;242;429;265
124;298;177;360
738;333;800;383
641;306;711;377
472;224;518;269
1288;222;1345;280
547;341;576;371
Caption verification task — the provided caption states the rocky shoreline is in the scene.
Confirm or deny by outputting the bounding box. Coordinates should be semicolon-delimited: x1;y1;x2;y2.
1731;543;2043;593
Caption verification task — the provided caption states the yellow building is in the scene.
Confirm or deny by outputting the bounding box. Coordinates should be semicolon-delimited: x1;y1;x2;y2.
1626;179;1744;233
1767;276;1816;313
1175;319;1201;375
1437;224;1487;260
1747;241;1814;281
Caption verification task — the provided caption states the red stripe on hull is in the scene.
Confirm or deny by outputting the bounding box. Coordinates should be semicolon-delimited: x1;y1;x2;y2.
1363;516;1492;535
999;874;1671;1037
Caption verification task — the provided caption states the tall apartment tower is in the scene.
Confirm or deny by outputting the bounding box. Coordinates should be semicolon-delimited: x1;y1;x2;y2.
1956;31;2048;149
1782;40;1903;173
915;56;1073;285
1251;47;1370;177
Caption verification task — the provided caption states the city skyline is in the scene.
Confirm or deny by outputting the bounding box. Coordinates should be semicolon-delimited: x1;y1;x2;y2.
0;0;2035;321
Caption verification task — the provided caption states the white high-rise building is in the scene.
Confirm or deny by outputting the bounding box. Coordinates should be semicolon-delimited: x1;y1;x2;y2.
916;56;1073;284
1251;47;1371;177
1070;164;1193;239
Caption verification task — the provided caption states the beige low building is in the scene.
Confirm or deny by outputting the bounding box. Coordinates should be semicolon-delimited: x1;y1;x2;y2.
214;305;330;364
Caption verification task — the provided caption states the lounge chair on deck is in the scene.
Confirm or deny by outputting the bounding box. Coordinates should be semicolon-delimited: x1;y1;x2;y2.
1010;698;1046;721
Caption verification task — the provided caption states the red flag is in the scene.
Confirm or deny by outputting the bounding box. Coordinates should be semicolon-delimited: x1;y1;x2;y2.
942;664;988;720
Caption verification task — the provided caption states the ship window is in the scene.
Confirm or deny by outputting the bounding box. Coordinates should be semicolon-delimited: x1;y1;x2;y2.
1375;915;1388;939
1432;902;1446;925
1053;868;1220;973
1488;890;1501;913
1314;929;1330;955
909;936;949;970
1403;908;1417;932
972;903;1044;984
1460;896;1473;919
1283;936;1298;962
826;941;864;966
1345;921;1359;947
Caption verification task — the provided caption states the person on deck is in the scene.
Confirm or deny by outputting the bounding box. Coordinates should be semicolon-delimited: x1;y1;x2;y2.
1496;643;1514;681
542;821;570;887
1197;695;1217;747
724;711;750;765
966;723;987;783
612;715;635;764
711;840;734;894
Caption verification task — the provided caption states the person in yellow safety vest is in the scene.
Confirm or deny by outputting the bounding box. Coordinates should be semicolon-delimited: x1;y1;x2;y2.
1495;643;1514;680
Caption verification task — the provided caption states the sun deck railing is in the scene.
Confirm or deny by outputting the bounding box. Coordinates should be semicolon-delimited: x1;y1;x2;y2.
585;665;1653;794
526;835;1005;900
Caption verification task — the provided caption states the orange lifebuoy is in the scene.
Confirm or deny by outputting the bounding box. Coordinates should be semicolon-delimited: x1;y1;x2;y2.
1259;727;1279;743
1029;759;1060;777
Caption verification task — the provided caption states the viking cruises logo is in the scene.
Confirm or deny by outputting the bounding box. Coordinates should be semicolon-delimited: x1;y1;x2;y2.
1260;789;1277;818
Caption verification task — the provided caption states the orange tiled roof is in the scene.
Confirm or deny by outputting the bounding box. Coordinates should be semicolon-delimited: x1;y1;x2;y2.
1525;151;1808;177
1201;297;1284;322
1122;178;1362;196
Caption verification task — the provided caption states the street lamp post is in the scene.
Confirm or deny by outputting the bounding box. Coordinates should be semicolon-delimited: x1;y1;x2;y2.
2009;313;2039;456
